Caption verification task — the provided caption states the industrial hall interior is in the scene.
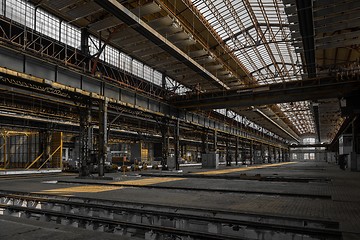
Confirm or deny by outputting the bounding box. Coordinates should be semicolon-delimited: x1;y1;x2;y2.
0;0;359;239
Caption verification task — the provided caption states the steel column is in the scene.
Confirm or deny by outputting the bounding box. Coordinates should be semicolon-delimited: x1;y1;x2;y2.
81;28;90;56
3;133;7;168
250;141;254;165
226;140;231;166
261;144;265;163
174;119;180;170
272;147;276;163
79;104;92;177
161;118;169;170
213;130;218;152
201;131;209;154
235;137;239;165
39;130;52;169
98;99;108;177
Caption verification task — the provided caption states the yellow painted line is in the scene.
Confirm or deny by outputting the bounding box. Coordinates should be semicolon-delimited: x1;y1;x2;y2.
112;177;186;186
33;185;124;196
194;162;295;175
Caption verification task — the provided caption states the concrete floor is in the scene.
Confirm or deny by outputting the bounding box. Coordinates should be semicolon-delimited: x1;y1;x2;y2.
0;161;359;239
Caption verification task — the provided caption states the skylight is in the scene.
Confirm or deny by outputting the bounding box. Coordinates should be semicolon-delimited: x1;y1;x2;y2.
190;0;315;135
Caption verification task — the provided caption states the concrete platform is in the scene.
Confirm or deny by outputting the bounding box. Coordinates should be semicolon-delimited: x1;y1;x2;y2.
0;161;359;239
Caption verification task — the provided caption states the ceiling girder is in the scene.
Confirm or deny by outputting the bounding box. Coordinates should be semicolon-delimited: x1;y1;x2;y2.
95;0;229;90
172;77;360;110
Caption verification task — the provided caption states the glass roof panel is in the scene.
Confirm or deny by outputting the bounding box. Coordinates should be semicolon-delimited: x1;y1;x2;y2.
190;0;315;136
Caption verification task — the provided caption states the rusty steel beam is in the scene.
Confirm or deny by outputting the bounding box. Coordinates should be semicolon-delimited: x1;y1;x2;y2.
171;76;360;110
95;0;229;90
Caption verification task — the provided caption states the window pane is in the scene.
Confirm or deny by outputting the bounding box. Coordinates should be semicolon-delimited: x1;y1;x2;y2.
132;59;143;78
60;22;81;49
105;45;119;67
0;0;3;16
6;0;35;29
36;8;60;40
153;71;162;86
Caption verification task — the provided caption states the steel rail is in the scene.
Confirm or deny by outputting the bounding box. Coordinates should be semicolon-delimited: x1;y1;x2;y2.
56;180;331;199
0;191;341;239
0;204;240;240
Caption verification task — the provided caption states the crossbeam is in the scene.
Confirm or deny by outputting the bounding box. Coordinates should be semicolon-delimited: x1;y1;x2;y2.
171;76;360;110
95;0;229;90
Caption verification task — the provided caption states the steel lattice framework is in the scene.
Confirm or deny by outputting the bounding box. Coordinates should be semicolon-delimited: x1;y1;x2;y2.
189;0;315;135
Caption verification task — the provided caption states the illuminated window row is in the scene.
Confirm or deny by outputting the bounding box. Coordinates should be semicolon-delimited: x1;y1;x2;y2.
0;0;177;91
214;109;283;140
1;0;80;49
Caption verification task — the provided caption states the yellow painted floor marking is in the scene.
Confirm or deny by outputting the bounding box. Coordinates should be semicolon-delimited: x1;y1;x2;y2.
113;177;186;186
33;185;124;196
194;162;295;175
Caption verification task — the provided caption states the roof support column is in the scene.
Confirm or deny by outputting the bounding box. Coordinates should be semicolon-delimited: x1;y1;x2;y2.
81;28;90;56
261;144;265;164
79;103;92;177
226;139;231;166
201;130;209;154
2;132;7;168
350;118;360;171
39;129;52;169
161;118;170;170
98;98;108;177
242;144;247;165
213;130;218;153
235;137;239;165
250;141;254;165
174;119;180;170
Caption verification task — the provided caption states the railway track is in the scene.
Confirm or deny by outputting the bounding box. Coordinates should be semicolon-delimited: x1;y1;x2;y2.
0;173;76;181
0;190;341;240
57;180;332;199
140;172;331;183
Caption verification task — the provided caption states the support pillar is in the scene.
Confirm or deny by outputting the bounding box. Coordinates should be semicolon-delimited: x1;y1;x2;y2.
250;141;253;165
161;118;169;170
242;144;246;165
79;104;92;177
184;144;187;161
2;132;7;168
174;119;180;170
39;129;52;169
260;144;264;163
226;140;231;166
201;131;209;154
213;130;218;153
180;144;184;159
98;99;108;177
235;137;239;165
201;129;218;169
273;147;277;163
278;148;281;162
286;149;290;162
81;28;90;56
196;145;199;162
350;118;360;171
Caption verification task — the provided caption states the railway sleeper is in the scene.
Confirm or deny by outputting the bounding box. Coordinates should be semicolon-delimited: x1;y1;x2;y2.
0;193;342;240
